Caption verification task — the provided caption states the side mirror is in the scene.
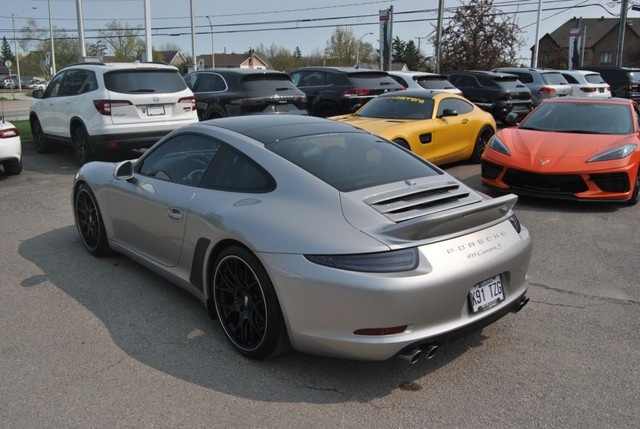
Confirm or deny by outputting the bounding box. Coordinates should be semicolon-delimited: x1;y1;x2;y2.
114;160;134;180
439;108;458;118
351;103;362;112
32;89;44;99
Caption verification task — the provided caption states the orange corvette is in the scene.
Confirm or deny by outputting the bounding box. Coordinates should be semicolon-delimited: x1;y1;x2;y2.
481;97;640;204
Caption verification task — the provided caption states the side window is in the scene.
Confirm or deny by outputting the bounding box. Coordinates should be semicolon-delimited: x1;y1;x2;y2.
183;74;197;90
437;98;474;116
299;72;325;86
515;73;533;84
562;74;578;84
137;134;221;187
634;103;640;130
195;73;226;92
453;75;477;88
477;76;497;87
201;146;275;193
43;71;66;98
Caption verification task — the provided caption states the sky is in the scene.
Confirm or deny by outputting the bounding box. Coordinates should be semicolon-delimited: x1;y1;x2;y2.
2;0;639;65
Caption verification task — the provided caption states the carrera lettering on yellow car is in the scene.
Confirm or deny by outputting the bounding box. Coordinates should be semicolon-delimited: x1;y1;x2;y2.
389;96;425;104
421;222;521;266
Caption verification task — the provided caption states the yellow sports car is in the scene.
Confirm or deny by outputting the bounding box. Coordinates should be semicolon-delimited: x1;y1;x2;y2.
331;90;496;165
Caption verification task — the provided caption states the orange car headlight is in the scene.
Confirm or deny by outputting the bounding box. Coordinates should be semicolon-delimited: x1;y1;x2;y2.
488;135;511;156
588;144;636;162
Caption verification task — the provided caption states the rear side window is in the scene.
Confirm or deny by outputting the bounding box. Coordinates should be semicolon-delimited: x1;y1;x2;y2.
104;70;188;94
202;146;275;193
194;73;227;92
241;74;299;97
437;98;474;116
584;74;605;84
495;77;526;89
513;72;533;83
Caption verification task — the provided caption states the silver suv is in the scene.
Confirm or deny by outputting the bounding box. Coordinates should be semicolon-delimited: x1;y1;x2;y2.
30;62;198;164
492;67;572;106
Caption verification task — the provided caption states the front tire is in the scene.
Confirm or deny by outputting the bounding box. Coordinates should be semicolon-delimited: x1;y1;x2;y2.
628;167;640;206
212;246;289;359
31;117;52;154
471;125;495;163
75;184;110;256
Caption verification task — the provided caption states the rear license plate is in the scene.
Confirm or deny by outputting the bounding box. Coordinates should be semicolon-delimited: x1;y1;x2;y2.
146;105;165;116
275;104;289;113
469;275;504;313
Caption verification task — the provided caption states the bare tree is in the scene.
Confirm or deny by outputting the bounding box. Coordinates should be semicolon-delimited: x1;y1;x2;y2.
99;21;145;62
324;27;357;66
436;0;523;72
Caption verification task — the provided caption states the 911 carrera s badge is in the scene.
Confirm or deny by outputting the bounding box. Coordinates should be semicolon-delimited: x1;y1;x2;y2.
539;159;550;165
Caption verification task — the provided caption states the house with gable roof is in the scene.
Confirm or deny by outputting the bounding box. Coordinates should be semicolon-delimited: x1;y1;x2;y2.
535;17;640;68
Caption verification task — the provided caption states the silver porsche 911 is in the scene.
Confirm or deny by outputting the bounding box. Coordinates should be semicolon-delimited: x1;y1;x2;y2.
72;115;531;363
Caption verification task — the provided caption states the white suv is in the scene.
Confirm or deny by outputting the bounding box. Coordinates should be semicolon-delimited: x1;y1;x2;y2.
30;62;198;164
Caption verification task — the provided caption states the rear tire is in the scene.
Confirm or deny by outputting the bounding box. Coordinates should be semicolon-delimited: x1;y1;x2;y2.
212;245;290;359
314;102;339;118
471;125;495;163
73;126;96;165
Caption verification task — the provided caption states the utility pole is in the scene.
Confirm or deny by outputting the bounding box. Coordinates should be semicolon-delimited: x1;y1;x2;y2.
435;0;444;73
616;0;629;66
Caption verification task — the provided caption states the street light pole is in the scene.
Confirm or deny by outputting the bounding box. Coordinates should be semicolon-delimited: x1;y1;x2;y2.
206;16;215;68
356;32;373;66
48;0;56;75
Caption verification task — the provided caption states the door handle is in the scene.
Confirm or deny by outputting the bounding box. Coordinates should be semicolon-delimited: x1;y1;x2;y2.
462;119;469;124
166;208;184;222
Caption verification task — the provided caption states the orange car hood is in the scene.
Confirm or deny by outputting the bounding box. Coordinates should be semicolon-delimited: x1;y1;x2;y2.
503;128;633;170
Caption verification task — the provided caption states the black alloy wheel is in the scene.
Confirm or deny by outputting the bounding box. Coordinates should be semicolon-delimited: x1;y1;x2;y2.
73;127;96;165
212;246;289;359
31;117;51;154
628;168;640;206
471;125;495;162
75;184;109;256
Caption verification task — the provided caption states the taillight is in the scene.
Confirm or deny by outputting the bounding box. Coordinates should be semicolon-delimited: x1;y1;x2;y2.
538;87;556;94
342;88;371;97
580;87;597;93
0;127;19;138
178;96;196;111
93;100;132;115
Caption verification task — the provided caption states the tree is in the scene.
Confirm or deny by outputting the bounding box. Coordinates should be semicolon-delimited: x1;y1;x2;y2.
1;37;15;63
392;37;406;64
324;27;357;66
99;21;145;62
436;0;523;72
20;18;80;77
293;46;302;60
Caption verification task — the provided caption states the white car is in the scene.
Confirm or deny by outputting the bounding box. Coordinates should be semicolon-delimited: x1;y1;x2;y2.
0;117;22;175
388;71;463;95
30;62;198;165
560;70;612;99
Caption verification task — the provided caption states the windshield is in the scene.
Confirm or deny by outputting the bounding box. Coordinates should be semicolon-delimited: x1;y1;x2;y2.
519;102;633;135
266;132;441;192
356;95;434;119
627;71;640;84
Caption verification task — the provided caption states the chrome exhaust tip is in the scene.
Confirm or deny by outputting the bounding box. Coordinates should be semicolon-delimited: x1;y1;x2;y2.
398;348;423;364
420;343;440;360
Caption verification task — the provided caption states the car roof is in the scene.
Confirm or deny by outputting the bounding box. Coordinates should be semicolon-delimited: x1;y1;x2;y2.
61;61;179;72
191;68;288;76
544;96;631;105
377;89;450;99
292;66;387;74
200;115;362;144
388;71;442;77
446;70;519;79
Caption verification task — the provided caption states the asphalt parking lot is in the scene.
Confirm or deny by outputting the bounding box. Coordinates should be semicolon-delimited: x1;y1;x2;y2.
1;134;639;427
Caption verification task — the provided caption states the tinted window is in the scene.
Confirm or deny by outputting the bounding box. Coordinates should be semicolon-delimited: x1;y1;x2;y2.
390;75;408;87
627;71;640;84
267;132;441;192
562;74;579;84
43;71;65;97
194;73;227;92
437;98;474;116
494;77;527;89
60;69;97;96
137;134;220;186
477;76;498;87
513;72;533;83
202;146;274;193
357;95;434;119
451;75;477;87
541;72;568;85
520;102;633;135
241;74;299;97
294;72;326;86
104;70;188;94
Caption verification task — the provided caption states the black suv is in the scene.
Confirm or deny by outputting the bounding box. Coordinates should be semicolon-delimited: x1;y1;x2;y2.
289;67;405;117
578;66;640;101
444;70;533;123
183;69;308;120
